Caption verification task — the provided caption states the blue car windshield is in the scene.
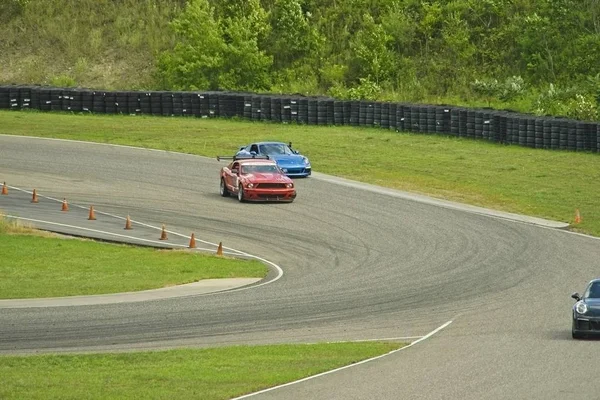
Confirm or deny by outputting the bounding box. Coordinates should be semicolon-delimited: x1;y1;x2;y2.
241;164;280;174
585;282;600;298
259;143;293;155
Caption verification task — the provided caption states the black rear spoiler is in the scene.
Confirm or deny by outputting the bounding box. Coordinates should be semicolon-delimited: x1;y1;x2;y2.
217;154;270;161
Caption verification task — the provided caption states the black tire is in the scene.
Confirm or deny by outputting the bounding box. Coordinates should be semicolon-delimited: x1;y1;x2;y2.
572;320;584;339
237;184;245;202
219;178;229;197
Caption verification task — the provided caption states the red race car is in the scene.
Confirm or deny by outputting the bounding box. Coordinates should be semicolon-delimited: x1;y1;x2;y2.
217;155;296;202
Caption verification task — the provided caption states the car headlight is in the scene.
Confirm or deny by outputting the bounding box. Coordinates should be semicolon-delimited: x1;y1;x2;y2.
246;183;254;189
286;183;294;188
303;157;311;167
576;301;588;314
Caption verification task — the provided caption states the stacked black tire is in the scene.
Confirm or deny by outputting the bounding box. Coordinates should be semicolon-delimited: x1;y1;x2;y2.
1;84;599;153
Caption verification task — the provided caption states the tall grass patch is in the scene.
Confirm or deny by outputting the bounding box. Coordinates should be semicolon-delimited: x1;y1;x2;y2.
0;0;181;89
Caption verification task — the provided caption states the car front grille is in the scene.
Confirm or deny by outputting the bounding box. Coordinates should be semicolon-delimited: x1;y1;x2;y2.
257;194;287;200
285;168;305;174
575;319;600;331
256;183;287;189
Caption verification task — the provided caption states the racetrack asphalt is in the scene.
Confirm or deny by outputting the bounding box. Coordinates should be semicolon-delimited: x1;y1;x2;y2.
1;134;599;399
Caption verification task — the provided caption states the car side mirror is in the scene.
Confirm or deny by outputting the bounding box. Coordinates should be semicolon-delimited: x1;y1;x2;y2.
293;150;299;154
239;146;245;151
571;292;580;301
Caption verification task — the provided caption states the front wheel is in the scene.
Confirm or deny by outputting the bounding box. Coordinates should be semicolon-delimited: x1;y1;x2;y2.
237;184;245;202
220;178;229;197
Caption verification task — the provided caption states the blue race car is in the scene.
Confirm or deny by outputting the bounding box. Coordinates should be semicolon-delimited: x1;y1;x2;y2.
235;141;311;177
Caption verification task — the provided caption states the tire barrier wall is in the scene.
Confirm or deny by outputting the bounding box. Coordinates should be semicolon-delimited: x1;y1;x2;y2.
1;85;599;153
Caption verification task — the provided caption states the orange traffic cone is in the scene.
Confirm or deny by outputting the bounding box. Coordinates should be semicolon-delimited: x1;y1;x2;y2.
189;233;196;249
61;198;69;211
575;209;582;224
31;189;39;203
216;241;223;256
160;224;168;240
88;205;96;220
1;182;7;195
124;215;132;230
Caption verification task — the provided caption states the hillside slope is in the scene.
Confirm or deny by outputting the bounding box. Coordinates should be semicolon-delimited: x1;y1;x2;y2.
0;0;180;90
1;0;599;120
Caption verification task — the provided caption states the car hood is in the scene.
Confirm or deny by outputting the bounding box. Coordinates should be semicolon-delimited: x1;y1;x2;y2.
269;154;307;166
584;298;600;307
579;298;600;316
242;173;291;183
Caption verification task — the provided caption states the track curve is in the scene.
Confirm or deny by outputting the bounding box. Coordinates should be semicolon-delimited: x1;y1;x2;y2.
1;135;599;399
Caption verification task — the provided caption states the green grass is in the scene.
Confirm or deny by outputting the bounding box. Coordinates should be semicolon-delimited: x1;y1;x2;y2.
2;110;599;236
0;342;404;400
0;218;266;299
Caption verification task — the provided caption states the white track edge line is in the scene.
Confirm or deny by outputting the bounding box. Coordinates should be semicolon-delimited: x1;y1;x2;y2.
6;215;198;248
230;320;453;399
553;227;600;241
4;215;284;290
2;184;284;285
4;186;248;251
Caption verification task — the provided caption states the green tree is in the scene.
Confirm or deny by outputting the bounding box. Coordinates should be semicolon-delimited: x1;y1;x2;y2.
439;9;476;90
156;0;224;90
157;0;272;91
219;14;273;90
349;13;394;85
515;0;594;84
217;0;272;90
266;0;319;70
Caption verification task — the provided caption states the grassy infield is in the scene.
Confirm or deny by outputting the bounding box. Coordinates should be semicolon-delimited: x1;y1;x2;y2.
0;219;268;299
2;110;600;399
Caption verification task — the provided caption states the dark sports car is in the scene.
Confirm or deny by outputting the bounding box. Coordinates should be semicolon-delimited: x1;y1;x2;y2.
217;155;296;203
235;141;311;177
571;279;600;339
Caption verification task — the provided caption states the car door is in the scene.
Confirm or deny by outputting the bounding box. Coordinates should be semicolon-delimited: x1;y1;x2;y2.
226;161;240;192
225;162;240;191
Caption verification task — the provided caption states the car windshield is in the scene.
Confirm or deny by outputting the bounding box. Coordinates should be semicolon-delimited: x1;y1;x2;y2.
241;164;280;174
585;282;600;298
259;143;293;155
